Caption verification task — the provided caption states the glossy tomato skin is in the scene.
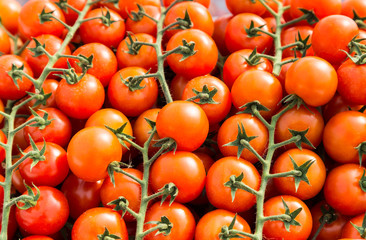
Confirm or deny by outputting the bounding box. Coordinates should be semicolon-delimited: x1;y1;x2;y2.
0;0;21;34
272;149;326;200
108;67;158;117
277;57;295;90
231;70;282;119
164;1;214;39
22;236;54;240
285;56;338;107
182;75;231;124
312;15;359;65
67;126;122;182
70;43;117;87
55;73;105;119
19;142;69;187
23;108;72;148
150;151;206;203
275;105;324;150
226;0;265;16
322;93;362;122
0;28;10;54
212;14;232;56
281;26;314;58
323;111;366;164
119;0;160;19
263;195;313;240
225;13;273;53
18;0;65;39
324;164;366;216
16;186;69;236
218;114;268;163
170;75;191;100
342;0;366;22
100;168;143;222
195;209;251;240
79;8;125;48
163;0;209;8
0;55;33;100
309;201;348;240
61;173;103;220
144;202;195;240
85;108;133;154
21;34;71;77
72;207;128;240
206;157;261;212
341;213;366;238
166;29;218;79
156;101;209;152
126;5;160;37
290;0;341;19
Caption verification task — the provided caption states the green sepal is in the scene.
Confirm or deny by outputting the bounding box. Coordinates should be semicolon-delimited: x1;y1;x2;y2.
127;4;146;21
292;31;312;58
28;38;47;57
100;8;117;27
97;227;121;240
54;0;69;12
244;21;265;38
7;64;25;89
222;123;257;159
119;70;150;92
76;54;94;73
242;48;264;66
282;197;302;232
152;137;177;154
319;204;338;225
124;32;142;55
39;8;55;24
159;182;178;206
107;197;130;219
178;39;197;62
186;85;218;105
105;123;135;150
218;214;245;240
28;108;54;130
146;216;173;236
170;10;192;31
103;0;120;10
27;137;47;171
54;60;81;84
352;9;366;29
359;169;366;193
355;141;366;166
237;101;269;116
16;182;40;210
280;94;308;110
223;173;244;202
288;128;315;150
350;213;366;238
27;89;52;108
144;118;156;134
289;155;314;192
298;8;319;25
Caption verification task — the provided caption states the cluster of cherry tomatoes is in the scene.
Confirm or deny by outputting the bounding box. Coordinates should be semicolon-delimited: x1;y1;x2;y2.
0;0;366;239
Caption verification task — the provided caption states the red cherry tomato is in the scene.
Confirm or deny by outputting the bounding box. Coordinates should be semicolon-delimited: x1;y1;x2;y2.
290;0;342;20
341;213;366;239
126;5;160;37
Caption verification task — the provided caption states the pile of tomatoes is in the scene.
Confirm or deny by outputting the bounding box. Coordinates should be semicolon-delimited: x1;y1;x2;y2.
0;0;366;239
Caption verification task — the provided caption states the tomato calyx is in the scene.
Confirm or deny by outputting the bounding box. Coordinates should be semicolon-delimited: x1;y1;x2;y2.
97;227;121;240
219;214;252;240
352;10;366;29
186;85;218;105
280;197;302;232
245;21;266;38
359;170;366;193
356;142;366;165
242;48;266;66
319;204;338;225
163;39;197;62
288;155;314;191
119;71;149;92
152;137;177;154
28;108;53;129
237;101;270;115
20;137;46;170
107;196;130;218
297;8;319;25
146;216;173;236
38;8;57;24
350;213;366;238
7;64;27;88
28;38;47;57
105;123;135;149
124;32;143;55
168;10;193;31
27;89;52;108
16;183;40;210
291;32;312;58
128;4;148;22
224;172;259;202
288;128;315;150
99;8;117;27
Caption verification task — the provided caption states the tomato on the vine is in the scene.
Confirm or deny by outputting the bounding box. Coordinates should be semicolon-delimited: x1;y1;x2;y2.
341;213;366;239
0;0;21;34
226;0;266;16
290;0;342;19
126;5;160;37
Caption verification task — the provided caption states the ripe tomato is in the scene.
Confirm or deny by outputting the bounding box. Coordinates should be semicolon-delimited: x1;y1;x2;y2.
0;0;21;34
18;0;65;39
263;195;313;240
117;33;157;70
0;28;10;55
225;13;273;53
27;79;59;110
231;70;282;119
16;186;69;235
281;26;314;58
163;0;210;8
290;0;342;19
61;173;103;220
322;93;362;122
312;15;359;65
0;55;33;100
126;5;160;37
119;0;160;19
309;201;348;240
164;1;214;39
170;75;191;100
166;29;218;79
79;8;125;48
67;126;122;182
52;0;86;25
21;34;71;77
275;105;324;150
324;164;366;216
182;75;231;124
226;0;266;16
144;202;195;240
272;148;326;200
22;236;54;240
342;0;366;23
150;151;206;203
24;108;72;148
85;108;133;154
285;56;338;107
19;142;69;187
212;14;232;56
341;213;366;239
217;113;269;163
195;209;251;240
55;73;105;119
100;168;143;222
323;111;366;164
223;49;273;90
70;43;117;87
206;157;260;212
108;67;158;117
277;57;295;89
72;207;128;240
156;101;209;152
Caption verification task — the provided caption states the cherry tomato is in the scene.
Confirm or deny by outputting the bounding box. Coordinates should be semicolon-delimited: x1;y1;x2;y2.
119;0;160;19
0;28;10;55
61;173;103;220
225;13;273;53
156;101;209;152
324;164;366;216
163;0;210;8
195;209;251;240
170;75;191;100
126;5;160;37
150;151;206;203
281;26;314;58
226;0;266;16
272;148;326;200
67;126;122;182
217;113;268;163
290;0;342;20
277;57;295;90
16;186;69;236
212;14;232;56
19;142;69;187
322;93;362;122
70;43;117;87
166;29;218;79
206;157;261;212
55;73;105;119
52;0;86;25
79;8;125;48
22;236;54;240
27;79;59;110
144;202;195;240
0;0;21;34
341;213;366;239
24;108;72;148
342;0;366;24
18;0;65;39
0;55;33;100
72;207;128;240
231;70;282;119
263;195;313;240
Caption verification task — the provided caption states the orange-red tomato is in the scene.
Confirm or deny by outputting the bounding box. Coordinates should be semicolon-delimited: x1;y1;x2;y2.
290;0;342;20
125;5;160;37
341;213;366;239
281;26;314;58
322;93;362;122
119;0;160;19
212;14;232;56
226;0;266;16
27;79;59;110
0;0;21;34
0;28;10;55
163;0;210;8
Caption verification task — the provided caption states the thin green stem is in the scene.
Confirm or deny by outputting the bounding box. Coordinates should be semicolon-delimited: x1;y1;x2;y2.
281;14;309;28
272;135;301;149
140;225;161;238
4;195;33;209
256;28;277;38
235;181;260;196
311;219;326;240
12;119;37;134
268;170;302;179
229;230;257;239
115;168;143;185
9;153;32;172
145;191;165;203
50;16;71;30
140;12;159;23
263;214;291;222
281;41;303;50
14;40;30;56
66;3;81;14
120;137;144;153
